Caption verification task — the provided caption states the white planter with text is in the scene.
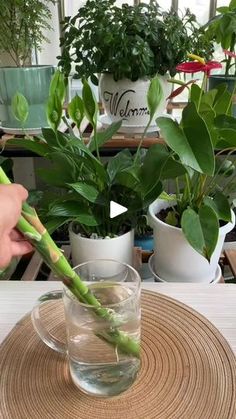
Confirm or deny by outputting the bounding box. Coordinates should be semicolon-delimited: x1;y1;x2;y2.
99;73;171;129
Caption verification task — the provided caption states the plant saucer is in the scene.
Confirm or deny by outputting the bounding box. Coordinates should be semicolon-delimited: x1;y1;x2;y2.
98;114;159;134
148;253;222;284
0;126;43;135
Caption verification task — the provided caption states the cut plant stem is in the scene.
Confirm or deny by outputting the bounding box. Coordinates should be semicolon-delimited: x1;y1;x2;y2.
0;167;140;358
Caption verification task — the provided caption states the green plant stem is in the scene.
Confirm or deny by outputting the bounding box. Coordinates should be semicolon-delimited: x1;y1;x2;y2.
0;167;140;358
226;34;235;77
197;73;207;111
195;174;207;207
92;124;100;161
185;174;192;206
134;119;151;165
175;177;180;201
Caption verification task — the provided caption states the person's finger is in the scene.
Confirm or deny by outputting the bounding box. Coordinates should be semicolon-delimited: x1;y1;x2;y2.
11;184;28;202
10;240;33;257
9;229;25;241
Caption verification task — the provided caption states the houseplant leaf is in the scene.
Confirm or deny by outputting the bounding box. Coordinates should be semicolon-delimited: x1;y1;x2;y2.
157;106;215;175
181;205;219;261
204;192;232;222
215;128;236;147
67;94;84;130
48;201;100;226
82;80;98;126
46;92;63;132
11;92;29;123
68;182;101;204
45;218;69;234
140;144;169;190
49;70;66;103
7;139;48;157
88;120;122;152
147;76;163;121
181;102;215;175
107;149;133;182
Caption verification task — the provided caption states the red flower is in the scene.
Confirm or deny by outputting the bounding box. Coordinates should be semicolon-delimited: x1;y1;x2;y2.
223;49;236;58
176;61;222;76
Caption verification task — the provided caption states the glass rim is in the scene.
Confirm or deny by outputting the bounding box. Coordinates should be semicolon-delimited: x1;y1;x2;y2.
64;259;141;308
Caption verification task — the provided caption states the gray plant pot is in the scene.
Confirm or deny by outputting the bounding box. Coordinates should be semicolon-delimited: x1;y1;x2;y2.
0;65;54;130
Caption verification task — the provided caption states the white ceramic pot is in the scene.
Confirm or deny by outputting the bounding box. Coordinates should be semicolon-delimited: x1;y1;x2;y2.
99;73;171;129
148;199;235;283
69;225;134;267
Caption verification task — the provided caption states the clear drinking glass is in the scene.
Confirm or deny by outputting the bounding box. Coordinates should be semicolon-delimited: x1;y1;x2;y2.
31;260;141;397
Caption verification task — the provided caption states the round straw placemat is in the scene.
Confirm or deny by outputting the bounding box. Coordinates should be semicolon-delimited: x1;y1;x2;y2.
0;290;236;419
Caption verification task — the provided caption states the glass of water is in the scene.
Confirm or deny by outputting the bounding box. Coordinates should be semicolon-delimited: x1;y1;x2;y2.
32;260;141;397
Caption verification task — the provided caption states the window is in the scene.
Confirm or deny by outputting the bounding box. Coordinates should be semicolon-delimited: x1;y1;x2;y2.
142;0;172;9
178;0;210;24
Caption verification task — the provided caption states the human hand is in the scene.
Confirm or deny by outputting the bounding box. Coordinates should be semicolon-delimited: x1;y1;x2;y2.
0;184;32;269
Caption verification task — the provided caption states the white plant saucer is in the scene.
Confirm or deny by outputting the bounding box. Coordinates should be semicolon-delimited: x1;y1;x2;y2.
0;126;42;135
148;253;222;284
98;114;159;134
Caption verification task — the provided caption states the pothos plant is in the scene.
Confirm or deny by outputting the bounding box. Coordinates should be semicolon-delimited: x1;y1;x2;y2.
152;55;236;261
58;0;213;81
10;71;176;239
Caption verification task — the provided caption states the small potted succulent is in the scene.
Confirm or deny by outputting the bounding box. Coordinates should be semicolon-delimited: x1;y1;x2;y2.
58;0;213;131
0;0;55;132
148;55;236;283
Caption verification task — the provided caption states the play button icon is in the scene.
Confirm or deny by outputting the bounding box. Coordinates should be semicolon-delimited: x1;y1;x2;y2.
109;200;127;218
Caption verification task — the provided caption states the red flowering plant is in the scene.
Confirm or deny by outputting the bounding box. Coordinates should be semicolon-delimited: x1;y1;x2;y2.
148;54;236;261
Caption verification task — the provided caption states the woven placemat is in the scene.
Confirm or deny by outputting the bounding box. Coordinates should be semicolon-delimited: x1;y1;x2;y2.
0;290;236;419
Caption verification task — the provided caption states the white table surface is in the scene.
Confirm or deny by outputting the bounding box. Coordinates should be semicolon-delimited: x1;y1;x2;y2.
1;282;236;354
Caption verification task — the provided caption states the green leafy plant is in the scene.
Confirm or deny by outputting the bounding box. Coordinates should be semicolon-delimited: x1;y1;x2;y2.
0;0;55;67
10;71;176;239
58;0;213;81
0;166;140;357
135;213;153;238
153;59;236;261
204;0;236;76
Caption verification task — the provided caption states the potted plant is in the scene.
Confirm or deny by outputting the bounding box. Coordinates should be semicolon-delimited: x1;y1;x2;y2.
0;0;55;132
11;71;166;267
203;0;236;108
148;56;236;283
134;213;153;252
58;0;213;131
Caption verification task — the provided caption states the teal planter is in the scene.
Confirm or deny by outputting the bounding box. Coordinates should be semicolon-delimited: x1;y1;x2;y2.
0;66;54;130
208;75;236;116
134;235;154;251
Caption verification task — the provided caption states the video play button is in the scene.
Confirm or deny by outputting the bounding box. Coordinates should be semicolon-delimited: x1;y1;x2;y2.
109;200;127;218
